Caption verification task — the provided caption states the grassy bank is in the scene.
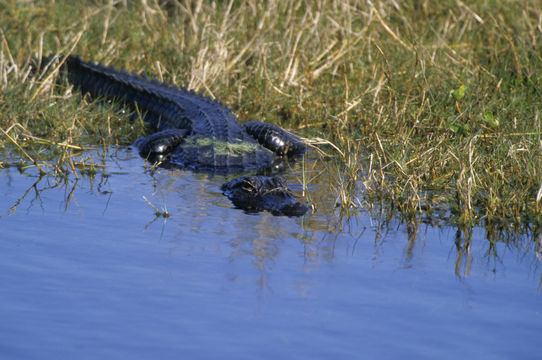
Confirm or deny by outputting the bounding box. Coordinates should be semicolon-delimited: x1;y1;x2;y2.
1;0;541;226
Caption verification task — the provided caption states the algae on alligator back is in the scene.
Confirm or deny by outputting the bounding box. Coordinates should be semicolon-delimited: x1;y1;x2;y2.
181;137;262;157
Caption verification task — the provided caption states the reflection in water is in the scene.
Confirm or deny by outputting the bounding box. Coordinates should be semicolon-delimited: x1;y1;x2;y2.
6;174;44;216
1;146;542;286
4;168;111;218
455;227;473;278
2;148;541;285
1;147;541;359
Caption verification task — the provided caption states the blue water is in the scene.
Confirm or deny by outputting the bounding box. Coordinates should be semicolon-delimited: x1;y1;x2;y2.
0;148;540;359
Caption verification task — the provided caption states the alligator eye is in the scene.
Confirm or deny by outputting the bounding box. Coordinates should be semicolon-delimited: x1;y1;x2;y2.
153;144;167;154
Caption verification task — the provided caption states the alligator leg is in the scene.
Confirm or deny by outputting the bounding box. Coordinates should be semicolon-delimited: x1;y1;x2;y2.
135;128;189;160
221;175;308;216
238;122;309;215
243;121;307;157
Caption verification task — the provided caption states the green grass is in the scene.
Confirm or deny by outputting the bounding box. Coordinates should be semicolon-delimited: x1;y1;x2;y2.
1;0;541;227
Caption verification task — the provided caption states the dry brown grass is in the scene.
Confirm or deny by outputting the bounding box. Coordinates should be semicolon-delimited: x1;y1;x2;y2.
1;0;541;227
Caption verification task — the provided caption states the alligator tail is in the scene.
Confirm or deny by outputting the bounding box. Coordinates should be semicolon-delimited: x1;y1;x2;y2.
43;55;184;131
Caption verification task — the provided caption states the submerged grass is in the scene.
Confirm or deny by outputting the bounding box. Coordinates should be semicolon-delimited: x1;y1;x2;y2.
1;0;541;227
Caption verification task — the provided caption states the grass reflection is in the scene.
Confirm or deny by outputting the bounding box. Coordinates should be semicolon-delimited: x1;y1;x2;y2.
1;148;541;289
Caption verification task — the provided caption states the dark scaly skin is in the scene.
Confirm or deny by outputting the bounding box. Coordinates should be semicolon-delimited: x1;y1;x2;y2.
134;128;189;157
49;55;308;216
244;121;306;156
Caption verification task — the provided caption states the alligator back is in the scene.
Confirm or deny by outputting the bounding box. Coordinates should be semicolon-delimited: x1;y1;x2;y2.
57;55;274;170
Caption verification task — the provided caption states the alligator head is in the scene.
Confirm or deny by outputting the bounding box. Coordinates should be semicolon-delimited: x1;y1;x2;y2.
221;175;308;217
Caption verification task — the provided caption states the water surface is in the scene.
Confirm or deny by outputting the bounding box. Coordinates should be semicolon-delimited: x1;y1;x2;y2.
0;148;540;359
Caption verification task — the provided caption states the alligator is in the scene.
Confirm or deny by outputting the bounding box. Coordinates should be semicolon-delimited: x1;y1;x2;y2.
45;55;309;216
